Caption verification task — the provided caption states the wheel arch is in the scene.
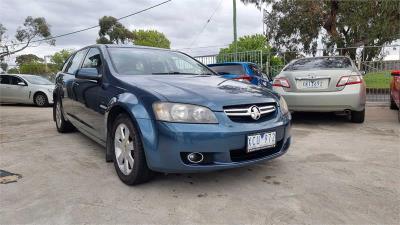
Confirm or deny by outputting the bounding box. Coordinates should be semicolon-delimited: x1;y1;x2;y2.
105;102;150;163
33;90;48;104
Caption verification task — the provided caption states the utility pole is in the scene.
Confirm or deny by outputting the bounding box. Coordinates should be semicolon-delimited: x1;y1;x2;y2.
233;0;238;61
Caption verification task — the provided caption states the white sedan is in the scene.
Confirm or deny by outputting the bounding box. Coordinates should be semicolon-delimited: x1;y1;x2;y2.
0;74;54;106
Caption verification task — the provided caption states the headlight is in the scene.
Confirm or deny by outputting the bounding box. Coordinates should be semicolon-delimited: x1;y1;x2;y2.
279;96;289;115
153;102;218;124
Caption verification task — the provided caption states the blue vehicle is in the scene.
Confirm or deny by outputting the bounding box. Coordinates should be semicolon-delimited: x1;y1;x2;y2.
53;45;291;185
208;62;272;88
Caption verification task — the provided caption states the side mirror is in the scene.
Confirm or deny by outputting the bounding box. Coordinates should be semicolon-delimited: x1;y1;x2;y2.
360;71;366;76
76;68;101;81
17;82;26;86
391;70;400;76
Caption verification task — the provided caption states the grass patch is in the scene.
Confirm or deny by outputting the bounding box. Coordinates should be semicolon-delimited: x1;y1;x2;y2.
363;71;391;89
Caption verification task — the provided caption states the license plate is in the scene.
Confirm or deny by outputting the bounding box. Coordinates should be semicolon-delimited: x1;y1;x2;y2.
299;79;328;89
247;131;276;153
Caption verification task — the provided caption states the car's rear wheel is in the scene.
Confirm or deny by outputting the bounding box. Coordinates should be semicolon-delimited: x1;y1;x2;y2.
111;114;154;185
34;93;48;107
54;100;74;133
351;109;365;123
390;95;399;110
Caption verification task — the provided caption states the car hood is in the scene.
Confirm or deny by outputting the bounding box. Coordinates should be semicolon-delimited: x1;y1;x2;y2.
120;75;278;111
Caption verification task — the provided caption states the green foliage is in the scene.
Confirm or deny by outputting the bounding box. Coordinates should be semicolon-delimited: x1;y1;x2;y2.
0;17;54;59
7;67;19;74
364;71;391;88
1;62;8;73
132;29;171;49
51;49;74;69
15;54;43;66
243;0;400;60
217;34;284;75
19;62;58;76
97;16;133;44
219;34;271;54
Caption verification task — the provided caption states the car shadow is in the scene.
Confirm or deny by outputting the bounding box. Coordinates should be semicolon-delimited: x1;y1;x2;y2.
0;103;52;107
291;111;351;125
147;158;288;189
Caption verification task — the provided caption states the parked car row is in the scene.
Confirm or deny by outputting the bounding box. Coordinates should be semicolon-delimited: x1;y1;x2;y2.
1;46;396;185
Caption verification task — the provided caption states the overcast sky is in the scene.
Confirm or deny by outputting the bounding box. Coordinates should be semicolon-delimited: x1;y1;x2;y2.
1;0;264;65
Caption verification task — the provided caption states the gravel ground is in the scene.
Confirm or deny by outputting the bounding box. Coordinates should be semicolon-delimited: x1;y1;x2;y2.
0;105;399;224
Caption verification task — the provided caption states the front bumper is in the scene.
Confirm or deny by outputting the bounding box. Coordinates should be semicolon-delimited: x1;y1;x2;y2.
137;112;291;173
273;84;366;112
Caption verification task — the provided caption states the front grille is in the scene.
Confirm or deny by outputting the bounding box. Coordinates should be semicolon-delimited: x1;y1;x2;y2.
230;139;283;162
223;103;277;123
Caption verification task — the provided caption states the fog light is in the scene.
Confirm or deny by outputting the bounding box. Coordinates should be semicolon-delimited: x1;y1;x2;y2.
187;152;204;163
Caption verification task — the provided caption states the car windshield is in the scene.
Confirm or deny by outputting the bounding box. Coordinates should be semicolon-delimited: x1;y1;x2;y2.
209;64;245;75
108;48;214;75
284;57;352;71
23;76;53;85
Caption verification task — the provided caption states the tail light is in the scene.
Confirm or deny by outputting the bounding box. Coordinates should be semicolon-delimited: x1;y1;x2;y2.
391;70;400;76
234;75;252;83
336;75;362;87
273;78;291;88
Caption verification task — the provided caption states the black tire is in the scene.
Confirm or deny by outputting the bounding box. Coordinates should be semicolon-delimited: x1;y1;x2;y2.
390;95;399;110
398;110;400;123
111;113;154;185
34;92;48;107
351;109;365;123
54;99;74;133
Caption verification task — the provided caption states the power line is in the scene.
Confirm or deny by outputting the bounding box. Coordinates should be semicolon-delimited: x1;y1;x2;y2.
5;0;172;47
187;0;224;47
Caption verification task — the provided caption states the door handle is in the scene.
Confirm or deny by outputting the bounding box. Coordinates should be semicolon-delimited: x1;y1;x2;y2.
73;82;79;86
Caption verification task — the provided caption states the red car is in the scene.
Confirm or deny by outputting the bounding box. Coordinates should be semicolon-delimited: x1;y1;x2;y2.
390;70;400;121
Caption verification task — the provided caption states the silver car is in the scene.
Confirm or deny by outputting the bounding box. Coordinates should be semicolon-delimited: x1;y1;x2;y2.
0;74;54;106
273;56;366;123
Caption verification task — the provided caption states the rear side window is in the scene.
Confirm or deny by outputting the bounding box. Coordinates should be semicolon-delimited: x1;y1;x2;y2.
248;64;262;76
209;65;245;75
284;57;352;71
0;75;11;84
64;49;87;74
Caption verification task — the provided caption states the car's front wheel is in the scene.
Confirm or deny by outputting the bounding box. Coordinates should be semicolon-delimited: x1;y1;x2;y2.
34;93;48;107
111;114;154;185
351;109;365;123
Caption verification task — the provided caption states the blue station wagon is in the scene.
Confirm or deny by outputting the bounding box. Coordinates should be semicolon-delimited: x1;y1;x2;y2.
208;62;272;88
53;45;291;185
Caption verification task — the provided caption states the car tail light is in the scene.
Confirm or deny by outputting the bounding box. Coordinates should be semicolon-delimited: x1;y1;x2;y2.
336;75;362;87
272;78;290;88
234;75;252;83
391;70;400;76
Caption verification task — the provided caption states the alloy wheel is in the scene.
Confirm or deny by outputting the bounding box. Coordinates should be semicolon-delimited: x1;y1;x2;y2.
114;123;135;175
55;101;62;128
36;94;46;106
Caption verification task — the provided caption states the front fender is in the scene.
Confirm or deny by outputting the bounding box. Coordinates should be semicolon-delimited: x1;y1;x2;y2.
104;92;158;162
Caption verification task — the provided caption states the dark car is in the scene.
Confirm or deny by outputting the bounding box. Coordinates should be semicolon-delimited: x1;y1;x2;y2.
208;62;272;88
390;70;400;121
53;45;291;185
